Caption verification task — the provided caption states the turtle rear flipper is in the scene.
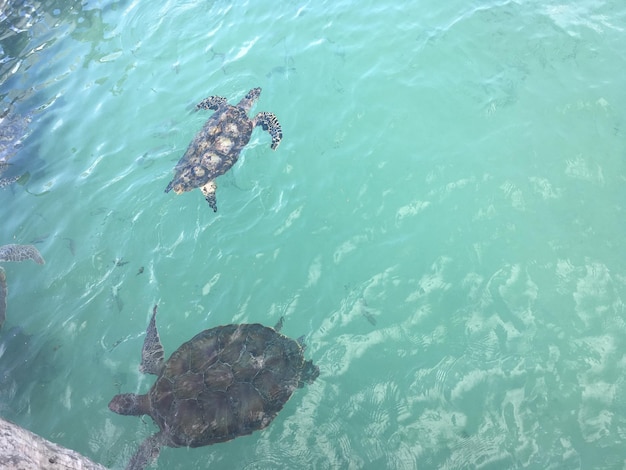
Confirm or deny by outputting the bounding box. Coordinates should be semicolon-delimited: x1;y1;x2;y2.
127;433;163;470
253;112;282;150
140;305;165;375
298;359;320;387
201;181;218;212
196;96;227;111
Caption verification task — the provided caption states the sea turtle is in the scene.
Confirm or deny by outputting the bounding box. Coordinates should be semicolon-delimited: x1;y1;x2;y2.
109;305;319;470
0;244;45;329
164;87;283;212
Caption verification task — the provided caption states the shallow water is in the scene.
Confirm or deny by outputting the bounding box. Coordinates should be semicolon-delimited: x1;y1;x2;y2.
1;0;626;468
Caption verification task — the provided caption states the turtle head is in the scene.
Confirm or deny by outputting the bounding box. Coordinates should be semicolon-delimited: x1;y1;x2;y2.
238;87;261;112
109;393;150;416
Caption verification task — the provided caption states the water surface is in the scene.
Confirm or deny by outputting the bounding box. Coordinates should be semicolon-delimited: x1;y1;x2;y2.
1;0;626;468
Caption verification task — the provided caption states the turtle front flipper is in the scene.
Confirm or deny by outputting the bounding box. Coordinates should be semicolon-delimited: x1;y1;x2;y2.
126;432;164;470
196;96;227;111
0;244;45;264
0;175;20;188
253;112;283;150
140;305;165;375
273;316;284;332
108;392;151;416
201;180;218;212
0;267;6;330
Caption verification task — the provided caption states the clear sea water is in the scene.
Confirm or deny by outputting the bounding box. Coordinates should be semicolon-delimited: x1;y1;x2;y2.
1;0;626;468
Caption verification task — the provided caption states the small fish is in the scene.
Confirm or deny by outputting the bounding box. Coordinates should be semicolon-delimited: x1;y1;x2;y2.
108;338;124;352
358;297;377;326
89;207;108;216
113;258;129;267
29;233;50;244
63;237;76;256
361;309;377;326
265;66;296;78
136;266;144;275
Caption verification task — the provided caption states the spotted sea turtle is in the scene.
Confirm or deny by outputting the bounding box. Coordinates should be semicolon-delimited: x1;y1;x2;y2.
164;87;283;211
109;305;319;470
0;244;45;329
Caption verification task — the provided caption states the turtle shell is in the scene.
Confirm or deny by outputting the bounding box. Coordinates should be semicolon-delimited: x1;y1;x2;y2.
148;323;309;447
167;105;253;195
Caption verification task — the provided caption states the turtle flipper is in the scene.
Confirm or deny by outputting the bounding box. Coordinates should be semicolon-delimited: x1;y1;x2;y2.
108;392;151;416
0;244;45;264
0;175;20;188
273;316;284;332
140;305;165;375
0;267;6;330
298;359;320;387
196;96;227;111
126;433;163;470
253;112;283;150
201;180;218;212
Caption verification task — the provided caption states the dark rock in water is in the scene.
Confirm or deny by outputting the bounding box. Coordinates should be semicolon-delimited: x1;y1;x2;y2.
0;416;107;470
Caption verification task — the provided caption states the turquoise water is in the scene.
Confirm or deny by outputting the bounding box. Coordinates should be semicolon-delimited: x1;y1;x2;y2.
1;0;626;468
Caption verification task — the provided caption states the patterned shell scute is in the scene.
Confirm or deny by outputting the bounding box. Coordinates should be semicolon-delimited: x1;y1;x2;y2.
170;106;253;194
149;323;304;448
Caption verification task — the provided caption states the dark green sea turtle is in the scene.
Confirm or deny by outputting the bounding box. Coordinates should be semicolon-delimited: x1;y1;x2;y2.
164;87;283;211
0;244;45;329
109;305;319;470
